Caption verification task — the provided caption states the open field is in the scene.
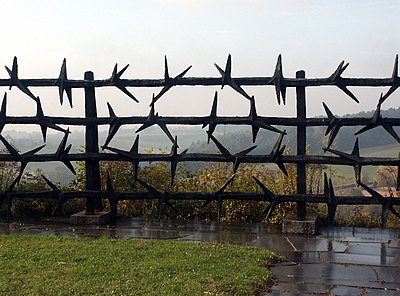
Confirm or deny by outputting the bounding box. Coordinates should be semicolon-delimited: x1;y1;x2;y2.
0;235;280;296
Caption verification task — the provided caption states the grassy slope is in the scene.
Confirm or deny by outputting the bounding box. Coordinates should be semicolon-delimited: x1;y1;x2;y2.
0;235;280;296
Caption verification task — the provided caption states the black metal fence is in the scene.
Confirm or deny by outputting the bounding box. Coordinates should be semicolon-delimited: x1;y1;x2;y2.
0;55;399;226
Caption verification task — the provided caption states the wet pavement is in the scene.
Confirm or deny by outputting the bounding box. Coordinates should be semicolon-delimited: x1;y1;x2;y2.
0;217;399;295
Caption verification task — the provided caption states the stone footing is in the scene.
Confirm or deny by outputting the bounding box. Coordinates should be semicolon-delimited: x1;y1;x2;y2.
282;214;318;235
70;211;112;226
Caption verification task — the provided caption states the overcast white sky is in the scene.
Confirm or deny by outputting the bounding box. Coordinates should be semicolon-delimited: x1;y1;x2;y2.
0;0;399;127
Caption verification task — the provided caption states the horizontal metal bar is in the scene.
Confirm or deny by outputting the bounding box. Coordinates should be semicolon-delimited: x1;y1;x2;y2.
0;77;394;89
0;152;398;167
2;115;400;127
7;189;400;206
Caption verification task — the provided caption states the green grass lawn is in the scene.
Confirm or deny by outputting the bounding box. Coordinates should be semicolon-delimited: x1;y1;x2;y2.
0;235;280;295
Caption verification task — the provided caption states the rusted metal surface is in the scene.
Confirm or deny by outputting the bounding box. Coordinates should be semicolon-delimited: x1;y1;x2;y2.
0;55;399;226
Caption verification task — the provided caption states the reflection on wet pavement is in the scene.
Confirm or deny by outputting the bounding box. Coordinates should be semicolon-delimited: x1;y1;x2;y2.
0;217;399;295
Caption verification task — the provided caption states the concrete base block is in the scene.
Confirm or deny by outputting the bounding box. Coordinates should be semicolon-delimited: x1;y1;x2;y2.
70;211;112;226
282;214;318;235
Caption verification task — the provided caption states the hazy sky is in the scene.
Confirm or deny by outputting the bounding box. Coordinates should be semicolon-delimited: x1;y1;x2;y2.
0;0;399;129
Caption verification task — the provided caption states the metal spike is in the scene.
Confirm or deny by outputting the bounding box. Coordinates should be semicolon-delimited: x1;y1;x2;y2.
41;175;61;198
151;57;192;105
391;54;399;81
233;145;256;172
158;122;174;144
201;195;214;209
106;170;114;193
208;134;231;157
381;55;399;102
4;57;18;91
324;141;362;183
54;130;75;175
202;175;234;217
249;96;257;119
354;164;362;183
177;65;192;78
236;145;257;157
57;58;73;107
61;145;76;175
102;136;140;180
330;61;345;81
35;97;69;142
0;134;20;158
214;54;232;88
324;139;361;162
5;57;38;101
351;138;360;157
358;181;400;227
5;176;19;193
253;121;286;137
322;102;342;148
372;96;383;125
214;55;252;100
110;63;138;103
217;174;236;194
269;54;286;105
329;61;359;103
164;56;170;81
326;125;340;149
55;129;69;156
23;144;46;157
225;54;232;82
264;199;279;220
252;176;275;201
117;83;139;103
276;161;288;177
130;135;140;154
136;97;174;144
116;64;130;78
164;199;177;213
136;177;159;195
36;98;48;142
322;102;337;134
3;176;18;218
251;125;260;143
249;96;259;142
269;133;288;176
214;63;226;88
355;95;400;143
103;102;120;147
169;136;180;186
203;92;218;143
229;80;253;101
337;84;359;103
51;195;68;216
382;124;400;144
0;93;7;133
324;174;338;224
271;131;285;156
323;173;329;195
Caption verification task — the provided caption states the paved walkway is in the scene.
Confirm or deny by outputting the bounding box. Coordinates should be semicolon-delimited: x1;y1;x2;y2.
0;217;399;295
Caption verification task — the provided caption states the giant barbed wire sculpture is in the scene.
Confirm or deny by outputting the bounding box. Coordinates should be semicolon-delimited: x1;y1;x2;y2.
0;54;399;226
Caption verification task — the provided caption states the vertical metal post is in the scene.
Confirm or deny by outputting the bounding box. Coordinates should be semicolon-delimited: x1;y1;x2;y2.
84;71;103;214
296;70;307;220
